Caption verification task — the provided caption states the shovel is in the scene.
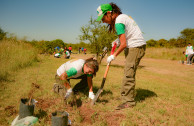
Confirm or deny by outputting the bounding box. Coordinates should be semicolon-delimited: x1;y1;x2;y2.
91;43;117;105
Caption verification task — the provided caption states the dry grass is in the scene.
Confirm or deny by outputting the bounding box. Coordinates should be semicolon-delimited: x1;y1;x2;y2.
145;47;185;61
0;39;38;81
0;52;193;125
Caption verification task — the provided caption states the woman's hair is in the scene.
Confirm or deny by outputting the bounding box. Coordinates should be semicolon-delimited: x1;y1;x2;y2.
107;2;122;33
85;58;99;76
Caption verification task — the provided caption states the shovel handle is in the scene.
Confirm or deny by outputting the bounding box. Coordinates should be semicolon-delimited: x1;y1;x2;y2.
103;64;110;78
103;43;117;78
91;43;117;105
111;42;117;55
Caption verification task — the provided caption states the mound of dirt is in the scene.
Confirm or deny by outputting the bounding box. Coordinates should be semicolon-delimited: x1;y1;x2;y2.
36;98;61;110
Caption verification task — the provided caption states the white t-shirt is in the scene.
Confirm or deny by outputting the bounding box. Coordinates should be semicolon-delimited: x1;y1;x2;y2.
57;59;85;78
66;51;70;56
54;53;60;57
57;59;92;79
114;14;146;48
186;46;194;55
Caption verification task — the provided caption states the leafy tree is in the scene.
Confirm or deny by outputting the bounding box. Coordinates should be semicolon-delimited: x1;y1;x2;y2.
76;42;90;52
146;39;157;47
176;38;187;47
79;17;117;59
179;28;194;45
27;39;66;54
146;28;194;48
78;41;89;48
51;39;66;48
157;39;168;47
168;38;177;47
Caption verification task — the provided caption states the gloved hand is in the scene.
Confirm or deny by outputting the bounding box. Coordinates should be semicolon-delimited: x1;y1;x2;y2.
64;88;73;100
107;55;115;63
89;92;95;100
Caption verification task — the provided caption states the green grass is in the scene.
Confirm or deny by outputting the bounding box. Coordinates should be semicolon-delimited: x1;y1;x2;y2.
0;51;193;125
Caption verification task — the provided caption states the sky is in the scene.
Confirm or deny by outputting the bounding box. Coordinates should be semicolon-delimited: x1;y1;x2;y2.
0;0;194;43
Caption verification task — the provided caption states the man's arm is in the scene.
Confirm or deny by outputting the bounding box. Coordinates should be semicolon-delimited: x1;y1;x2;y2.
60;72;71;89
87;76;96;100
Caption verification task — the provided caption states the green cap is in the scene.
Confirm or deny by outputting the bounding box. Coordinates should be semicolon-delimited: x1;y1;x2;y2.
96;4;112;21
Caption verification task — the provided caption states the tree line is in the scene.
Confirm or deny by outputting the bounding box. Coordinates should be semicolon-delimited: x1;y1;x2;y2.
28;39;91;54
0;28;90;54
1;20;194;56
146;28;194;47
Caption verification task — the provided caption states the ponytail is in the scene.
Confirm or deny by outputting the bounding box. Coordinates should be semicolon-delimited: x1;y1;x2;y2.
108;2;122;33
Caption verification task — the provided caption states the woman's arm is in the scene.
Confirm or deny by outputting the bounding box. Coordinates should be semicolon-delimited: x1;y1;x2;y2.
113;34;126;57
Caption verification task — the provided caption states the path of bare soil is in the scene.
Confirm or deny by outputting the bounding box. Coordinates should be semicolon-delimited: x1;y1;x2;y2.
74;54;194;83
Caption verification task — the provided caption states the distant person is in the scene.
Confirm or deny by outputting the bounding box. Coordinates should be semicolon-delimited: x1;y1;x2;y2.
55;46;60;51
54;53;61;58
81;47;84;53
68;46;72;54
53;58;99;100
83;48;87;54
59;47;64;55
64;49;70;59
185;43;194;65
182;51;187;64
78;47;81;54
96;3;146;110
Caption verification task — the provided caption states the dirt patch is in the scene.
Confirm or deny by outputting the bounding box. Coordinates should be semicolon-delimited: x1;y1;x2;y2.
68;102;125;125
35;97;65;125
4;105;17;116
36;98;61;110
104;111;126;126
65;101;126;125
78;103;96;124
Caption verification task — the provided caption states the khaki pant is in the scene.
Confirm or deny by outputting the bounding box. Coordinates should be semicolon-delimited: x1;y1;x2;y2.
187;54;194;64
121;45;146;105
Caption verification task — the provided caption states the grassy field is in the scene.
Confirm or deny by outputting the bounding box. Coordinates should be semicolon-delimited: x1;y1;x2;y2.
144;47;185;60
0;39;38;81
0;49;194;126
